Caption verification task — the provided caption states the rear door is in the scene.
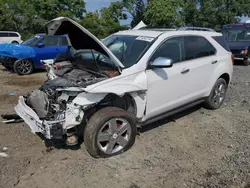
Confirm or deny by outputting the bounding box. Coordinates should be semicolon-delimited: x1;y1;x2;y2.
182;36;217;99
57;36;69;53
8;32;20;43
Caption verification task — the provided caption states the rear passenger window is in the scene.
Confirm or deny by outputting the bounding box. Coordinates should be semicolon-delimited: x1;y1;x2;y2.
212;36;231;52
0;32;9;37
185;36;216;60
9;33;19;37
151;37;185;63
43;36;59;46
59;37;69;46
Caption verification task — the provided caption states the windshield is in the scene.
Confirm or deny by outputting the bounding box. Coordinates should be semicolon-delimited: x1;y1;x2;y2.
223;28;250;42
22;35;44;46
102;34;155;68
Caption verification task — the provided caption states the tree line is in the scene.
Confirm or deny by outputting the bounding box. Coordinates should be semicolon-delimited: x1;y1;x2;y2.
0;0;250;40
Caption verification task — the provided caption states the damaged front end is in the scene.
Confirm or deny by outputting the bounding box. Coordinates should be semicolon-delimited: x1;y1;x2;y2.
14;17;148;150
15;86;109;146
14;17;123;144
15;58;115;143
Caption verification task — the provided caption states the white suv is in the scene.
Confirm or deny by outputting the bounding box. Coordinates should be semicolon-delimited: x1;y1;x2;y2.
0;31;23;44
15;17;233;158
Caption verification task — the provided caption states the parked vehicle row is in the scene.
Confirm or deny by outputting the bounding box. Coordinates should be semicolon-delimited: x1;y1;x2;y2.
222;23;250;66
14;17;233;158
0;34;69;74
0;23;247;77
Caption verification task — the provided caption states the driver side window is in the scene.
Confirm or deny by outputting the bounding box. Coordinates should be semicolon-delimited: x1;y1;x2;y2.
150;37;185;64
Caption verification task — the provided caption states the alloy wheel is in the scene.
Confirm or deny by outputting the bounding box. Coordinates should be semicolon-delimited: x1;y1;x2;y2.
97;118;132;155
212;82;226;107
16;60;32;74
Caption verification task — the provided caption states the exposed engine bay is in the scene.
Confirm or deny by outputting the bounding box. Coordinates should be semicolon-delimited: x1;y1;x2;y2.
22;49;120;143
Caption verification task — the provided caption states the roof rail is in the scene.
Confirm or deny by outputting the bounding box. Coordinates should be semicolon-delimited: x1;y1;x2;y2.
138;26;215;32
138;26;176;31
177;27;215;32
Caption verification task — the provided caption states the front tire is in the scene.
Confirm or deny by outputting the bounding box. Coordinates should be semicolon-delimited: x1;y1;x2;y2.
204;78;227;109
13;59;34;75
84;107;137;158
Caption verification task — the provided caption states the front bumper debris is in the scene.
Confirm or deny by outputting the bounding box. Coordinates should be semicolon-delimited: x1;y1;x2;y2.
14;96;64;139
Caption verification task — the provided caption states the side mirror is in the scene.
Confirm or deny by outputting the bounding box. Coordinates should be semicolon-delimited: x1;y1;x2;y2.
37;42;45;48
149;57;173;69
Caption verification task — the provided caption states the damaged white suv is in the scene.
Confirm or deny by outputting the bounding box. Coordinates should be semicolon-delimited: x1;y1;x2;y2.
15;17;233;158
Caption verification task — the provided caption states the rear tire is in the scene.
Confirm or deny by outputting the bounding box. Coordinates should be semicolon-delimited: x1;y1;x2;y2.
204;78;227;110
243;58;250;66
13;59;34;75
84;107;137;158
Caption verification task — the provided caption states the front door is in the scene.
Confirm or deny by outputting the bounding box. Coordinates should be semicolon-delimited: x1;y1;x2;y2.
34;36;67;68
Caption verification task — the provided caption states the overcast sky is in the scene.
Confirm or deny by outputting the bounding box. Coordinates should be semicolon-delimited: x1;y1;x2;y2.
85;0;131;25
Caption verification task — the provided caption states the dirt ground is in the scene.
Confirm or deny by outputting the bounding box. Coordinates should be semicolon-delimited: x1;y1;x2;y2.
0;64;249;188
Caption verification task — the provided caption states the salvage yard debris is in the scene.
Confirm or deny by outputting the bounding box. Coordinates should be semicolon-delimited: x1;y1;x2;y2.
1;114;23;124
0;152;8;158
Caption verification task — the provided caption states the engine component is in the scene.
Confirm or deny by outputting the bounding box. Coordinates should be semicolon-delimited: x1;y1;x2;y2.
42;68;107;89
26;90;49;119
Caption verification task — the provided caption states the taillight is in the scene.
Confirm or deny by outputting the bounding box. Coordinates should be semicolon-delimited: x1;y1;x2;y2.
231;54;234;64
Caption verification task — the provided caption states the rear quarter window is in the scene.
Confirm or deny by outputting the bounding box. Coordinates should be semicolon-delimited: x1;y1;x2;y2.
212;36;231;52
8;33;19;37
185;36;216;60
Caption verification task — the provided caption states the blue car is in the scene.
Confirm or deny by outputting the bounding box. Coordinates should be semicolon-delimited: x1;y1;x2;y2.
0;33;69;74
222;23;250;66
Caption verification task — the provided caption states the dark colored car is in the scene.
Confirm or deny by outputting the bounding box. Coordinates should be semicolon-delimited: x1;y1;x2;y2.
0;34;69;75
222;23;250;66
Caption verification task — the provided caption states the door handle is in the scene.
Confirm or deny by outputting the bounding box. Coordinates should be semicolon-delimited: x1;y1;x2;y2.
181;68;190;74
211;60;218;64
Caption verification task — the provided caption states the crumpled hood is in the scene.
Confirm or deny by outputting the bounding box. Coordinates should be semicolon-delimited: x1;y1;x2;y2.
0;43;35;59
44;17;124;68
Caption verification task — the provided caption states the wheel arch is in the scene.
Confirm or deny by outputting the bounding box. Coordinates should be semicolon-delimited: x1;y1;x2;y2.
73;91;146;120
205;61;232;97
15;58;35;64
11;40;19;44
219;73;230;85
98;92;143;119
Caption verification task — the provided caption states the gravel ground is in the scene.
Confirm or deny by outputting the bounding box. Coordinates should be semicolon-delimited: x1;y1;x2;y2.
0;64;249;188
